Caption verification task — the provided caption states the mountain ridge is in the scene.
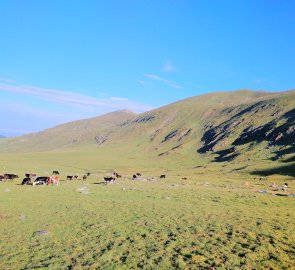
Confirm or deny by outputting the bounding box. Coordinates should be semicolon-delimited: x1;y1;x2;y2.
0;89;294;171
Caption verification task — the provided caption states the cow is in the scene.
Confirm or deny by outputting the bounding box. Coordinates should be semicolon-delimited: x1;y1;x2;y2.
0;175;4;181
86;172;91;177
25;173;36;178
182;177;187;180
52;170;60;175
67;175;78;180
22;177;32;185
82;175;87;180
132;174;137;180
104;176;115;184
113;172;121;178
48;176;59;186
136;173;141;176
33;176;49;186
4;173;19;180
160;174;166;179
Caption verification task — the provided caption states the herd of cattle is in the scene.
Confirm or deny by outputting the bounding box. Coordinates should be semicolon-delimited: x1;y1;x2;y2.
0;171;167;186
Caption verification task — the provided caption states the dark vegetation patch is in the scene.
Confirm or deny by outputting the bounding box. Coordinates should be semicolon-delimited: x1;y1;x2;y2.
198;102;294;165
94;135;108;145
251;163;295;177
209;147;239;163
150;129;161;141
133;114;156;124
232;166;248;171
158;144;183;156
198;101;278;154
282;155;295;163
161;129;179;143
214;153;239;162
178;128;192;141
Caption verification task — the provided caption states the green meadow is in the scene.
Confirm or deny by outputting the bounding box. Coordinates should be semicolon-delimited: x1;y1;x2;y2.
1;150;294;270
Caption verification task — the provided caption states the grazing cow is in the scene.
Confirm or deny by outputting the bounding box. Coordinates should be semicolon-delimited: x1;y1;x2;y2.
67;175;78;180
86;172;91;177
48;176;59;186
25;173;36;178
113;172;121;178
4;173;19;180
82;175;87;180
136;173;141;176
33;176;49;186
22;177;32;185
182;177;187;180
160;174;166;179
104;176;115;184
132;174;137;180
52;170;60;175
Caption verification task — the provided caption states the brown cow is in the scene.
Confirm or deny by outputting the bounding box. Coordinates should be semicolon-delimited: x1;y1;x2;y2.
25;173;36;178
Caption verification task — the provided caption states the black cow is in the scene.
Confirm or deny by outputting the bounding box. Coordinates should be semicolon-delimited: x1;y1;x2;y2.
160;174;166;179
52;171;60;175
82;175;87;180
67;175;78;180
132;174;137;180
86;172;91;177
136;173;141;176
22;177;32;185
4;173;19;180
33;176;49;186
104;177;115;184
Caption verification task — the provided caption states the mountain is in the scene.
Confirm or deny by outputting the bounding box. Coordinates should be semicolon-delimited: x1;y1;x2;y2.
0;90;294;174
0;110;137;152
0;135;6;138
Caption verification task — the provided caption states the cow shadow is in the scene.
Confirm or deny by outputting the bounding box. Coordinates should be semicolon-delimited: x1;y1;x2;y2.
93;182;106;185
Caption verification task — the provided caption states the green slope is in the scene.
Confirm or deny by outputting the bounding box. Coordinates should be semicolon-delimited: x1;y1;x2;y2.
0;90;294;174
0;110;137;152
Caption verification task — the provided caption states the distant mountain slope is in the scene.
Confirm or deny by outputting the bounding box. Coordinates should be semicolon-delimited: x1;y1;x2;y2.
0;90;294;169
0;135;6;138
0;110;136;152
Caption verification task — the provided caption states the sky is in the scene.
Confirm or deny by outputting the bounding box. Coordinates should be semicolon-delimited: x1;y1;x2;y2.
0;0;295;136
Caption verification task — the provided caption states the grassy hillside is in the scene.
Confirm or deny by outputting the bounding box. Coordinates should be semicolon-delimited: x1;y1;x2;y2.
0;110;136;152
0;90;294;176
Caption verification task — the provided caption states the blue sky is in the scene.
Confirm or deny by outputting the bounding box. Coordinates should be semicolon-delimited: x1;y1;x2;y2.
0;0;294;136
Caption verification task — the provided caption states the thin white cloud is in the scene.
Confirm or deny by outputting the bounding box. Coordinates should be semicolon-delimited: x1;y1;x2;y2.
162;61;176;73
252;78;267;83
143;73;182;89
0;80;153;113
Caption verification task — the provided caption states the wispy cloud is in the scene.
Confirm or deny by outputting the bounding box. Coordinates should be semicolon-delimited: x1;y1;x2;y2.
143;73;182;89
252;78;267;83
0;80;153;113
162;61;176;73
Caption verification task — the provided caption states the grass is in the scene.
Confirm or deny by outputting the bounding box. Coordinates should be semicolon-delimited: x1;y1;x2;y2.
1;159;294;269
0;88;294;270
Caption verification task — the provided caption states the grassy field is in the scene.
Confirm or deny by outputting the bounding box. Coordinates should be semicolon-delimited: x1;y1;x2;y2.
1;150;294;270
